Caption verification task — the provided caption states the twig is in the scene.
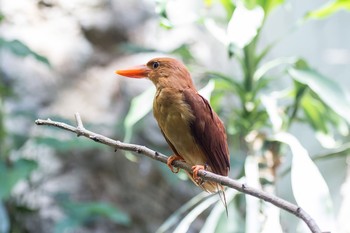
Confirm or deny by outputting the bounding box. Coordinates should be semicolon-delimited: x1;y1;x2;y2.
35;113;323;233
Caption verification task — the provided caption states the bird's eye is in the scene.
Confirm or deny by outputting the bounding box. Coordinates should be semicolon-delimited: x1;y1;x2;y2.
152;62;159;69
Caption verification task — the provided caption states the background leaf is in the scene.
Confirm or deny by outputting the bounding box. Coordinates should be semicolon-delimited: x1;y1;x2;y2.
156;192;210;233
288;64;350;125
173;194;219;233
275;132;335;232
55;196;130;233
35;136;104;152
123;87;155;143
0;201;9;233
306;0;350;19
0;159;37;199
300;92;329;135
0;38;50;66
199;189;240;233
227;2;265;48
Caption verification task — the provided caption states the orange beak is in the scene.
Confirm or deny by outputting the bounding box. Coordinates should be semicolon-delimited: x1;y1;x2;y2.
115;65;151;78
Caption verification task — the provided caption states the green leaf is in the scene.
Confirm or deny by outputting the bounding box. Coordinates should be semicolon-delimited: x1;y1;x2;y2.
243;0;284;15
301;92;328;134
118;43;158;54
288;64;350;125
219;0;236;20
55;197;130;233
0;13;5;23
254;57;296;81
0;159;38;199
275;133;335;232
205;71;243;95
170;44;195;63
155;0;173;29
258;0;285;15
306;0;350;19
54;218;80;233
0;38;50;66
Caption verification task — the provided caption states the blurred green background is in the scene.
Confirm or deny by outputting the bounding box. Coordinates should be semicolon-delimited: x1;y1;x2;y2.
1;0;350;232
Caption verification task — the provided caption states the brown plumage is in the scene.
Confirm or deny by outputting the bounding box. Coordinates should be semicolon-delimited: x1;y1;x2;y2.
116;57;230;195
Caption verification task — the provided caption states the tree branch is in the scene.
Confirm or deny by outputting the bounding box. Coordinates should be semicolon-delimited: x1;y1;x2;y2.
35;113;323;233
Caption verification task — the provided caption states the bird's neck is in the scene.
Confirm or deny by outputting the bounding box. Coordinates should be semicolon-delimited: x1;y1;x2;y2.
153;77;195;91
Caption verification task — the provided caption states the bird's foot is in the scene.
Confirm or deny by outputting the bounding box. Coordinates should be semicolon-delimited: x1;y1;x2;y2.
167;155;184;173
192;164;207;185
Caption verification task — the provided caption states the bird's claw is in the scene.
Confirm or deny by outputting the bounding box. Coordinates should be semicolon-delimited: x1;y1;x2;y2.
192;165;206;185
167;155;184;173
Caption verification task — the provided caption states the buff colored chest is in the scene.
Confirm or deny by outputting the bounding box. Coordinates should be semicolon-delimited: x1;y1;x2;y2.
153;87;206;166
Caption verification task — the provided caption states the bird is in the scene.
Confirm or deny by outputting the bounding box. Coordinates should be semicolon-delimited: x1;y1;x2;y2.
116;57;230;207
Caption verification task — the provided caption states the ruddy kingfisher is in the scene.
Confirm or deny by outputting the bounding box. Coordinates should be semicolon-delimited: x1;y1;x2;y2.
116;57;230;203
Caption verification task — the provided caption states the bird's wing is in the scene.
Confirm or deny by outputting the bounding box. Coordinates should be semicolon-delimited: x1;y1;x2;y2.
159;128;180;156
183;89;230;176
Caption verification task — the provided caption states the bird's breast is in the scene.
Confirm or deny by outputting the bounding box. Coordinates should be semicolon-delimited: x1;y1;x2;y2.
153;88;206;165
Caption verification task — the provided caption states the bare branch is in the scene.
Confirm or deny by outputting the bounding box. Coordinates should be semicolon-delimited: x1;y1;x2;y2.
35;114;323;233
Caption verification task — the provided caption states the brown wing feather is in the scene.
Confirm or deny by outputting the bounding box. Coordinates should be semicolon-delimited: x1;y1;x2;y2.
159;128;180;156
183;89;230;176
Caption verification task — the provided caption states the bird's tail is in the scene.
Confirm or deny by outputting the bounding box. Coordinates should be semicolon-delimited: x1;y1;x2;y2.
217;184;228;216
186;172;229;215
197;179;228;215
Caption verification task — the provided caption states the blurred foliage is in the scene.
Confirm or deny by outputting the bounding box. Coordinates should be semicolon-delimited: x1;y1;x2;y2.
0;159;38;200
54;193;130;233
1;0;348;231
35;135;105;152
119;42;195;64
0;38;50;67
121;0;350;232
0;13;45;230
306;0;350;19
0;12;129;233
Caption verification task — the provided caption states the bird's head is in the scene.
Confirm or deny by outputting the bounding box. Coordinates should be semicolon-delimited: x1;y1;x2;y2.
116;57;194;90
